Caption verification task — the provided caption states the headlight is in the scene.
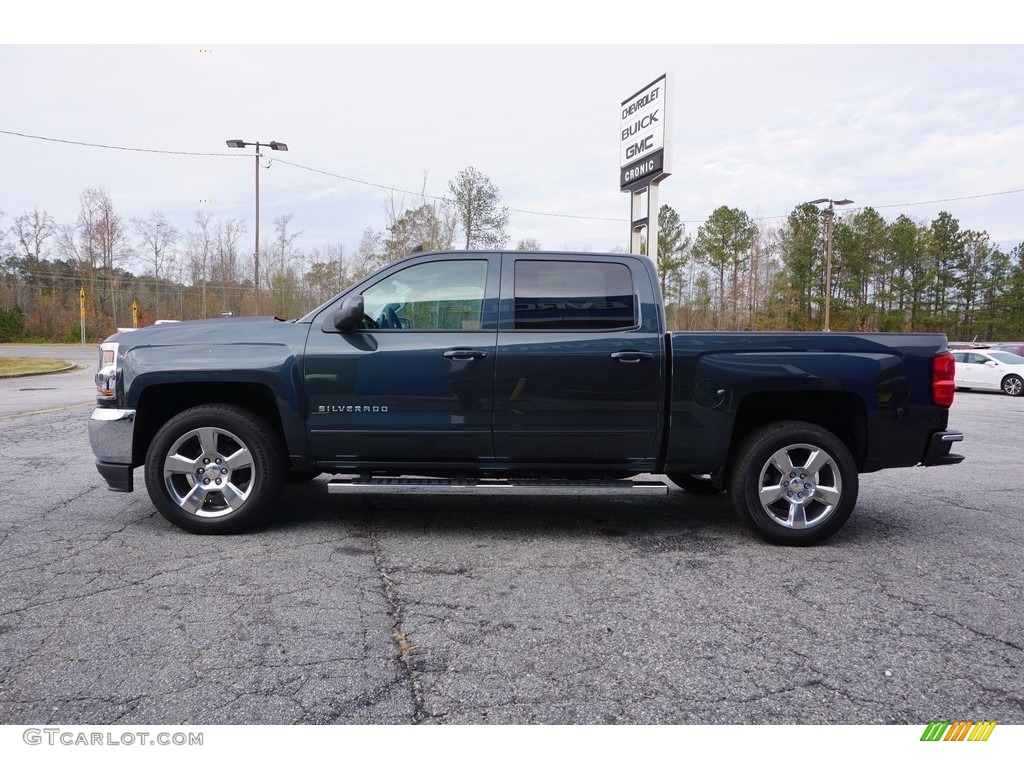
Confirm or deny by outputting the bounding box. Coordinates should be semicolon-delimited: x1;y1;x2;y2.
96;341;119;400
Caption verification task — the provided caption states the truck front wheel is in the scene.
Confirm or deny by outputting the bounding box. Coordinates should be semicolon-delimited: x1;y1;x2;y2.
144;404;284;534
730;421;858;546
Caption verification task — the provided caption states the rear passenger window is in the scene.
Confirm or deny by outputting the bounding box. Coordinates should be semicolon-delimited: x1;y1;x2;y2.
514;261;636;331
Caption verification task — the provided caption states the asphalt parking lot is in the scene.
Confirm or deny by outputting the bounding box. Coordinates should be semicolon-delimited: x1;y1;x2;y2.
0;345;1021;725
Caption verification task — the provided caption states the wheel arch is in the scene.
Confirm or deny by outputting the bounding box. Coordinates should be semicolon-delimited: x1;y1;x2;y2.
727;391;867;483
132;382;287;468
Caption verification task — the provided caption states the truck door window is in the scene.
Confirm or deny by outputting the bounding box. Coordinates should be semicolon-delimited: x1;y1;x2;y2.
361;260;488;330
513;260;636;330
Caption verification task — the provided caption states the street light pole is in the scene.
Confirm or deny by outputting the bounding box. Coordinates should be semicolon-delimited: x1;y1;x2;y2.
809;197;853;332
226;139;289;314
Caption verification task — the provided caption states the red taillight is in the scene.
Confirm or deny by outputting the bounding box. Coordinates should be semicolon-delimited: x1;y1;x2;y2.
932;353;955;407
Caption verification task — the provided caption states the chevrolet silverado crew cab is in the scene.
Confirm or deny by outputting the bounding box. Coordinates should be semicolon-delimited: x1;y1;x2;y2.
89;250;964;545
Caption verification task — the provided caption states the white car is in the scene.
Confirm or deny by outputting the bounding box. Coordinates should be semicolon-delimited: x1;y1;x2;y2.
952;350;1024;396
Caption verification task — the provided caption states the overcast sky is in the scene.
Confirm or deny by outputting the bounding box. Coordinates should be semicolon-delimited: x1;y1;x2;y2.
3;9;1023;272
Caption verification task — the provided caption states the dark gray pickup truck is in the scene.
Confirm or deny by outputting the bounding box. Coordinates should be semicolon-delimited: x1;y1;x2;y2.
89;250;963;544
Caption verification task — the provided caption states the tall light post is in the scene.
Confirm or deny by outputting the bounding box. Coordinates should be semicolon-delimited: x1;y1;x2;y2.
809;197;853;332
226;139;289;314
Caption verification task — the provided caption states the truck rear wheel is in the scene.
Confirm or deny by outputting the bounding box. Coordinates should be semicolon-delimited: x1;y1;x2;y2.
144;404;284;534
730;421;857;546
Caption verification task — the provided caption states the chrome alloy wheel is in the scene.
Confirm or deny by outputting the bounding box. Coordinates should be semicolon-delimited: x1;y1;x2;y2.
755;443;843;529
162;426;256;518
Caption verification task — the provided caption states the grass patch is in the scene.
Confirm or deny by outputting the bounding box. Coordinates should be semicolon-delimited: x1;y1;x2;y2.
0;357;74;377
394;629;416;655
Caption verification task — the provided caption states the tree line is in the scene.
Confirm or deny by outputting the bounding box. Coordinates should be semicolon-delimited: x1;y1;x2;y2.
2;171;1022;343
0;167;512;341
656;203;1024;341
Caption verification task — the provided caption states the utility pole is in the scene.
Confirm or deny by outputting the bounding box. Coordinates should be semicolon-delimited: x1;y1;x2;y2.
226;139;289;314
809;198;854;331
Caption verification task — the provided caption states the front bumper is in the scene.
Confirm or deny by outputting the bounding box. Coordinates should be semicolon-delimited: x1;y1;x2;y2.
88;407;136;492
921;429;965;466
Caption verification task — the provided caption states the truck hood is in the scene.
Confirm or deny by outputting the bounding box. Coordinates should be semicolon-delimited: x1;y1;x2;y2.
108;317;299;348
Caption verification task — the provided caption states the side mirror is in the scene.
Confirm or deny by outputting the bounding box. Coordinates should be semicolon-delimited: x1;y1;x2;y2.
330;295;364;333
985;360;998;367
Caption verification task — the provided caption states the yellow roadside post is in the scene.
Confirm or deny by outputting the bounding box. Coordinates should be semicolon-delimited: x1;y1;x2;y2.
79;287;86;345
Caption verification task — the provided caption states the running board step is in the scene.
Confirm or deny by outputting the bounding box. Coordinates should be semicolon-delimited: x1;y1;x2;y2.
328;478;669;497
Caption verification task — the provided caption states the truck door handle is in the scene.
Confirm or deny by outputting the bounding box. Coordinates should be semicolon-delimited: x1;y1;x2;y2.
610;351;653;364
443;348;488;360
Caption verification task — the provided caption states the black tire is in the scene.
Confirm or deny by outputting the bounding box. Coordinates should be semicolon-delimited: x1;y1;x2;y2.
1001;375;1023;397
667;473;724;495
144;404;284;534
730;421;858;546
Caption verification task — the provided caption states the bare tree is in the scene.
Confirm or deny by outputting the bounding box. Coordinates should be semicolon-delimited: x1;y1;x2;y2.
9;209;56;295
12;208;56;264
133;211;178;281
272;214;302;269
0;210;14;308
75;188;131;328
383;175;457;260
265;214;304;316
448;166;509;249
384;203;458;262
214;217;246;285
132;211;178;319
352;227;385;281
187;213;214;317
304;242;348;306
76;188;103;272
208;217;245;314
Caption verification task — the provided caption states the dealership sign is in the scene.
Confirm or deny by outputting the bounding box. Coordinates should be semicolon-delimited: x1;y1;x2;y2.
619;74;670;191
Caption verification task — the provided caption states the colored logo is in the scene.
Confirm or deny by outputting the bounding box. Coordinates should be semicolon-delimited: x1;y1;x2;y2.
921;720;996;741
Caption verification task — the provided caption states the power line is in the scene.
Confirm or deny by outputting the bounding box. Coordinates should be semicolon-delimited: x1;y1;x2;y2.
0;129;239;157
705;188;1024;226
270;158;418;195
873;188;1024;209
2;128;622;224
4;127;1023;227
274;152;1024;225
271;158;626;223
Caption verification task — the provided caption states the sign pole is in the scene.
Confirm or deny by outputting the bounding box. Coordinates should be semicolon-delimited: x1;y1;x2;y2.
629;183;661;261
620;74;671;258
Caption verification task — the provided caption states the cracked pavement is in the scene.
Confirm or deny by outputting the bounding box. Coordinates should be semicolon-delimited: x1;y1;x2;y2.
0;351;1021;724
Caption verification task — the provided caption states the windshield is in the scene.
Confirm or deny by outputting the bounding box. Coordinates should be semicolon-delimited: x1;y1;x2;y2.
987;351;1024;365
